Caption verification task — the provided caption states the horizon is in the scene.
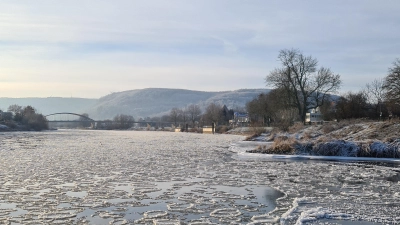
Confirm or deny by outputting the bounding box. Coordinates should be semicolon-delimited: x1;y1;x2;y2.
1;1;399;98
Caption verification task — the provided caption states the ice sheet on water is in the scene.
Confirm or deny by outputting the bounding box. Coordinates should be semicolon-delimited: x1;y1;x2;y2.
0;131;399;224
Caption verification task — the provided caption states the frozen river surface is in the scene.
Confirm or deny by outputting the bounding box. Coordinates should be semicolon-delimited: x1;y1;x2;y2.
0;130;399;224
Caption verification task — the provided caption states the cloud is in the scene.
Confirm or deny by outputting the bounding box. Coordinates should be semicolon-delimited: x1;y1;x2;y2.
0;0;399;97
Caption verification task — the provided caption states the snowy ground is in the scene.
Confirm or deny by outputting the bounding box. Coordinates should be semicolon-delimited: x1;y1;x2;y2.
0;130;399;224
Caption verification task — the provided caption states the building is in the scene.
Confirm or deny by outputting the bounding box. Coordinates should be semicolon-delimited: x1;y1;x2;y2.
305;108;323;123
233;112;249;125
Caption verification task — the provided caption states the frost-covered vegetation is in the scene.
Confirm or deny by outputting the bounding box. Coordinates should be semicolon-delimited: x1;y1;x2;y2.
248;120;400;158
0;105;48;131
88;88;268;119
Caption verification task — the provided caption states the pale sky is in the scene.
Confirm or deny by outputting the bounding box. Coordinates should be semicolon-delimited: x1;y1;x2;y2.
1;0;399;98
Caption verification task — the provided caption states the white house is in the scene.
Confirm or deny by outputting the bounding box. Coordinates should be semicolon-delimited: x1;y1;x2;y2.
233;112;249;123
305;108;323;123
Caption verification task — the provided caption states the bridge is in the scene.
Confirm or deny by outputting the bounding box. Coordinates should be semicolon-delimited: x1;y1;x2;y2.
45;113;95;122
45;112;173;129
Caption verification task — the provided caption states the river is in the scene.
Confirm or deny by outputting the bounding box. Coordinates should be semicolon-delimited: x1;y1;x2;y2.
0;130;398;224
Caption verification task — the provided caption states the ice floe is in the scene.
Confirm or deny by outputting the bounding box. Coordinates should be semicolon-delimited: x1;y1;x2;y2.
0;130;398;224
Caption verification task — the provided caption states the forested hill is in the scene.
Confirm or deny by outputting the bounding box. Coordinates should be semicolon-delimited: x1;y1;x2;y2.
86;88;270;120
0;88;270;120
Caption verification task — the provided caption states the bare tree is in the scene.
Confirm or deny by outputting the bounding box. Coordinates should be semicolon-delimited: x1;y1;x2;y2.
113;114;135;129
246;93;269;125
7;104;22;115
78;113;92;127
187;104;201;128
365;78;386;118
383;58;400;104
336;92;369;120
169;107;181;127
181;107;189;126
204;103;222;125
161;114;170;125
266;49;342;123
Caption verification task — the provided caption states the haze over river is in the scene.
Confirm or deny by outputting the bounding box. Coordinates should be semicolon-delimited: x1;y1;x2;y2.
0;130;399;224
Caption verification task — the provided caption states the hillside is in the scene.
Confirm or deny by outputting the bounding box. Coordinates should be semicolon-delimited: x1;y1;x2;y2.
0;88;270;120
86;88;270;119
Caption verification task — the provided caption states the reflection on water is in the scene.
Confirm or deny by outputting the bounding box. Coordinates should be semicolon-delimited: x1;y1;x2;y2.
0;130;397;224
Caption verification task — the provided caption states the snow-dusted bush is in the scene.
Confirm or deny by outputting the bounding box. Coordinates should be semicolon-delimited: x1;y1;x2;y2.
312;140;359;157
295;142;313;154
387;140;400;158
365;140;400;158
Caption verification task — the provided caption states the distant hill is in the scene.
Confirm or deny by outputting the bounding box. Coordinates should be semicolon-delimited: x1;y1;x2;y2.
0;88;270;120
0;97;97;116
86;88;270;120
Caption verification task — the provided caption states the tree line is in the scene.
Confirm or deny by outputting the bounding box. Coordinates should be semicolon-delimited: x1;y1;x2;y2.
247;48;400;130
149;103;240;130
93;103;238;131
0;105;48;131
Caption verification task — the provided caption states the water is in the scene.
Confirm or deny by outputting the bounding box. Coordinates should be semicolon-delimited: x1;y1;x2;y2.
0;130;398;224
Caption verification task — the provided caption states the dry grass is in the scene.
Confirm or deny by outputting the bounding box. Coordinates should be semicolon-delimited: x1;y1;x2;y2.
256;145;267;151
322;123;336;134
303;131;312;140
268;136;297;154
245;133;259;141
289;122;304;133
315;135;333;143
251;126;267;136
244;124;267;140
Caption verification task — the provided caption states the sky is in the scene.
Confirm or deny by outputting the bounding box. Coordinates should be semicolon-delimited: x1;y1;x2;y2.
0;0;399;98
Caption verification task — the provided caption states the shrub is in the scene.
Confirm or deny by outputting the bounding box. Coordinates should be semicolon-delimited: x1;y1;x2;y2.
276;120;292;132
363;140;400;158
3;120;16;129
256;145;267;151
268;136;297;154
25;113;48;131
312;140;359;157
295;142;314;154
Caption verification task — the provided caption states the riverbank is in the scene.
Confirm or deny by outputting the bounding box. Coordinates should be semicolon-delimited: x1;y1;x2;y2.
246;120;400;158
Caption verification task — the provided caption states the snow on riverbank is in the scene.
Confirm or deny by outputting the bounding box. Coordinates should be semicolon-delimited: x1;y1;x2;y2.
229;141;400;163
234;121;400;162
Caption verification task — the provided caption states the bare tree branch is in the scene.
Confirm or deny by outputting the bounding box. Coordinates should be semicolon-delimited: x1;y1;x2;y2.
266;48;342;123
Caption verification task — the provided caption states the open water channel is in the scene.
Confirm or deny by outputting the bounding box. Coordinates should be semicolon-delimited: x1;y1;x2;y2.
0;130;399;224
